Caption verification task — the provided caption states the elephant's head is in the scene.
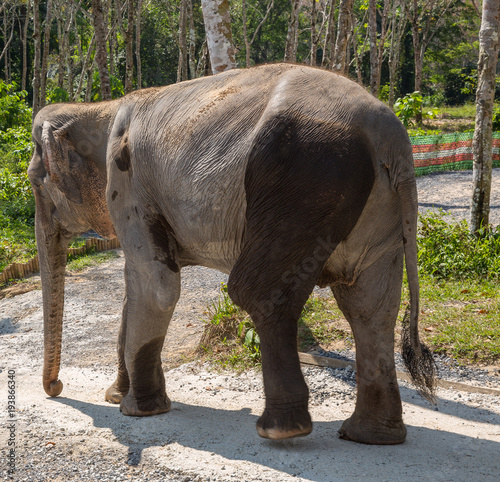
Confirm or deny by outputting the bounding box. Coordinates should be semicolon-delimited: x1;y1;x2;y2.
28;102;118;397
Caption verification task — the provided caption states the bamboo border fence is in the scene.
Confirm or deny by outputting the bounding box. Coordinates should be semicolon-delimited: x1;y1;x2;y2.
0;237;121;284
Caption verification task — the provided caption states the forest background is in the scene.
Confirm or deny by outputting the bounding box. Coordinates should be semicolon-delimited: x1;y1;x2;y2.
0;0;498;271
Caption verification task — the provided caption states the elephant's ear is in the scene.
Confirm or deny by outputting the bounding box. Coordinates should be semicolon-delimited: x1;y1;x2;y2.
41;121;83;205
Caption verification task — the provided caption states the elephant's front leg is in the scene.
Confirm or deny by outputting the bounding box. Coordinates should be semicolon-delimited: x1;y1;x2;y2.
105;296;130;403
332;248;406;445
117;259;180;416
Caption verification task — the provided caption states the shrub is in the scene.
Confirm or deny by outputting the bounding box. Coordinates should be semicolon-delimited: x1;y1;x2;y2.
417;211;500;280
0;81;32;131
492;105;500;131
394;92;438;127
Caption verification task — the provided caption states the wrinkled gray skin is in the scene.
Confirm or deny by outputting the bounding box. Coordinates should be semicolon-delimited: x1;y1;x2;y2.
29;64;435;446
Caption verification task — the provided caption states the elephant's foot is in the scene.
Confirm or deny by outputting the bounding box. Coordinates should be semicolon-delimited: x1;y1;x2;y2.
256;406;312;440
105;380;129;404
120;391;171;417
338;414;407;445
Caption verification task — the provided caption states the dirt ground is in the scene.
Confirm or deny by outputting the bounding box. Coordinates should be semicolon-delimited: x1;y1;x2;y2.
1;170;500;481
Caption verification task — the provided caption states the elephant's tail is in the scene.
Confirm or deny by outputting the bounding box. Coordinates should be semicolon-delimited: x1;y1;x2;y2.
398;175;437;404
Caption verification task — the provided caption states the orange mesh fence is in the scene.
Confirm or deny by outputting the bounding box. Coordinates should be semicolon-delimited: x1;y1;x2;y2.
410;132;500;176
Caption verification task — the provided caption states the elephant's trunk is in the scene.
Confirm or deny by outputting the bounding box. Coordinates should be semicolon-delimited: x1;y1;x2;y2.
35;198;70;397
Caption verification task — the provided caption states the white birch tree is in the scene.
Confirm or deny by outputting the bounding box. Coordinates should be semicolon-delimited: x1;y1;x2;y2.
470;0;500;234
201;0;236;74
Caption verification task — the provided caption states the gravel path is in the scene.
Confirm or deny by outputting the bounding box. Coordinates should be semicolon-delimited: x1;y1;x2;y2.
0;170;499;481
416;168;500;226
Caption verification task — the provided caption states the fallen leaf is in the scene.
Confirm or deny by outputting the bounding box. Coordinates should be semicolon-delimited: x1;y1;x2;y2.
461;289;470;294
424;327;434;332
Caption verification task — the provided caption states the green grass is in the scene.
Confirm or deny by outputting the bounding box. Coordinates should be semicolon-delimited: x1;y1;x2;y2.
439;104;476;119
66;249;120;272
201;212;500;368
403;276;500;363
297;295;353;351
197;283;261;371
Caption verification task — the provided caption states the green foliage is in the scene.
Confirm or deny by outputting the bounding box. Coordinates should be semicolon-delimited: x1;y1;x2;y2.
0;159;36;271
237;317;260;356
91;72;125;101
231;0;290;66
422;93;445;108
492;105;500;131
378;84;390;103
443;68;477;106
411;277;500;364
46;87;70;104
0;81;32;131
417;211;500;280
394;92;438;127
0;213;36;272
407;127;442;136
0;81;35;271
198;283;262;369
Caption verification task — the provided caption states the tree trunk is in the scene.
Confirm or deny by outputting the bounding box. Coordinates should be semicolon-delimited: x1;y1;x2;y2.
412;19;423;123
0;6;15;83
332;0;353;74
73;35;96;101
368;0;379;96
196;39;212;77
125;0;135;93
351;13;363;85
470;0;500;234
56;14;64;88
92;0;112;100
322;0;337;67
21;0;30;92
40;0;54;108
187;0;197;77
388;0;405;108
136;0;143;88
284;0;300;62
85;63;94;102
242;0;251;67
310;0;317;65
376;0;391;95
201;0;236;74
177;0;189;82
32;0;42;119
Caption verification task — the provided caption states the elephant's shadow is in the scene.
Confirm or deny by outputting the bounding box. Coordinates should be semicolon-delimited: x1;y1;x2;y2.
53;381;500;481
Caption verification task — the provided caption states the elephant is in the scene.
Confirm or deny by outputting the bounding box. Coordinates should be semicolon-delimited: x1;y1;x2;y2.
29;63;436;445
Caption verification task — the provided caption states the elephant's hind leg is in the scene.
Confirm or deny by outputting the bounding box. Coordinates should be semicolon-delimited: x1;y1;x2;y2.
332;247;406;445
229;117;374;439
229;261;314;440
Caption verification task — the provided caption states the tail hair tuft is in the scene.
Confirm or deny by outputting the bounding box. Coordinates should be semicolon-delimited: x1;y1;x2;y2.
401;307;438;404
